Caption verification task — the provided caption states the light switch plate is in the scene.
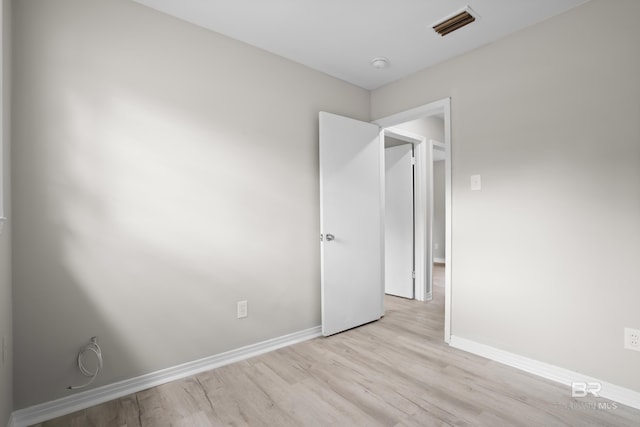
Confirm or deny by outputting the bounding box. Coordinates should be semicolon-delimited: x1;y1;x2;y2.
237;300;248;319
470;174;482;191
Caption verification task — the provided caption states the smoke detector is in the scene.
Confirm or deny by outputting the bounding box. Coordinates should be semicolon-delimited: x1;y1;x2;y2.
370;57;390;69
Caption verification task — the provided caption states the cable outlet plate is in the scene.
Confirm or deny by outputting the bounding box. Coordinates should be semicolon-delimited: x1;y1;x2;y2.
624;328;640;351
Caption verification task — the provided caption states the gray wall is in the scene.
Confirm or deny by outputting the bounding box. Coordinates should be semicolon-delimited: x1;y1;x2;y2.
372;0;640;392
12;0;369;408
395;116;444;144
0;0;12;424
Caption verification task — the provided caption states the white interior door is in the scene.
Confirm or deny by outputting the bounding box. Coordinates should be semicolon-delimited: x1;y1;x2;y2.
319;112;384;337
385;144;414;298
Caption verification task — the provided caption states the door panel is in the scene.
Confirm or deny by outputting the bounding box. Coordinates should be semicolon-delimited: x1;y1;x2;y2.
319;112;383;336
385;144;414;298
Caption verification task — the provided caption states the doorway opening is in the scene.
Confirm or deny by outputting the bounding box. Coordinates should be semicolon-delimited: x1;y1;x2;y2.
383;129;424;301
375;98;452;342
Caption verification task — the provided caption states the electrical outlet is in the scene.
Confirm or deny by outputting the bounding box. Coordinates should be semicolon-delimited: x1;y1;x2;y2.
624;328;640;351
237;300;248;319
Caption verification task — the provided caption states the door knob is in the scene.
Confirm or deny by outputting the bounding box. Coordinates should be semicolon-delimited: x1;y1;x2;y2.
325;234;335;241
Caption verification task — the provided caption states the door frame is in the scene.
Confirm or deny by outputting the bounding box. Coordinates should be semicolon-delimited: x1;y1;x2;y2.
373;97;452;343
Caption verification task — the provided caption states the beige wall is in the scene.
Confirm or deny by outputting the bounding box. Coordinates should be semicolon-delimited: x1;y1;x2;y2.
0;0;12;424
373;0;640;391
12;0;369;408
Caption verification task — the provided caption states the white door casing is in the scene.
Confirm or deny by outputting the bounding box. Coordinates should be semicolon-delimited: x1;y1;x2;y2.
319;112;384;336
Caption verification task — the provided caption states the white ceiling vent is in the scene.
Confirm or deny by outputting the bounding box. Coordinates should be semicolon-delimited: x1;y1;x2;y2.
433;7;477;36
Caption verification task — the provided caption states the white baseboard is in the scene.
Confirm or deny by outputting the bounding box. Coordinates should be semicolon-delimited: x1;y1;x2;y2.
433;258;445;264
450;336;640;411
9;326;322;427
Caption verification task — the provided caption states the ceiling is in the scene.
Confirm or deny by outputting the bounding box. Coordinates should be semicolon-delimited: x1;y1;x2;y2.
132;0;589;90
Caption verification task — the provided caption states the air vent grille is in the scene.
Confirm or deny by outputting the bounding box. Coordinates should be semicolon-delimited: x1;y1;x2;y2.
433;9;476;36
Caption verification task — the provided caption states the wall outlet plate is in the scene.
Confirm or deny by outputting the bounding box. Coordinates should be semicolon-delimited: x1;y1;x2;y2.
624;328;640;351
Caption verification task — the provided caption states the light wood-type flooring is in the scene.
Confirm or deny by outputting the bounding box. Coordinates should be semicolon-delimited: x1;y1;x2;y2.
34;264;640;426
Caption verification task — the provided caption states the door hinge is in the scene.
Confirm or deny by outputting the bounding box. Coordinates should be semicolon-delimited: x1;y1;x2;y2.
412;271;416;279
411;156;416;165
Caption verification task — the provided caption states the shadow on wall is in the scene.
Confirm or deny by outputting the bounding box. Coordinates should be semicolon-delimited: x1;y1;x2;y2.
15;80;267;408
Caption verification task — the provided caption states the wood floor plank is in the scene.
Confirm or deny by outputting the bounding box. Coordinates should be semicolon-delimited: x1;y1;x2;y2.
249;361;367;426
255;348;310;385
136;376;212;426
201;361;300;427
78;395;142;427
